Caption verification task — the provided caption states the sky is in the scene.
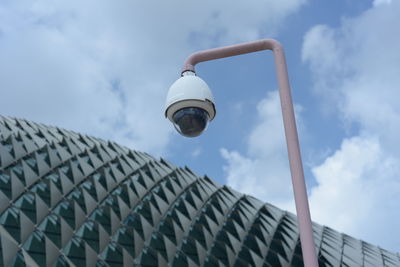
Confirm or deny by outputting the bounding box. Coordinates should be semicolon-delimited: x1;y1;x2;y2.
0;0;399;252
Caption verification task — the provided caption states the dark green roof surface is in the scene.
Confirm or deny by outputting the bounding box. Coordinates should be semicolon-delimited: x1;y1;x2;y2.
0;115;399;266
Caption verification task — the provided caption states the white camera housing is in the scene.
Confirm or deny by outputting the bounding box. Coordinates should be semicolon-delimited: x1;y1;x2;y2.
165;71;216;137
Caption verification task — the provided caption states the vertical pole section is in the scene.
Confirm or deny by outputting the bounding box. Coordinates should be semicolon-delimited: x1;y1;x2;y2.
272;44;319;267
181;39;319;267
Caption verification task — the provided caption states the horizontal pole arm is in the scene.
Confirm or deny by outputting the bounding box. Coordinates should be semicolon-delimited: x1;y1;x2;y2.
182;39;282;74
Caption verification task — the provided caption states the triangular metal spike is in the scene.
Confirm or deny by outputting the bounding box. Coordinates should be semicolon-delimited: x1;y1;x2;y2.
35;194;49;224
121;153;141;170
173;209;191;232
87;149;104;169
159;158;175;170
143;201;158;225
152;192;169;215
59;170;75;195
188;224;207;249
85;242;98;267
109;161;125;184
96;144;112;162
3;119;21;135
227;230;243;253
130;179;146;200
153;184;170;204
156;252;168;266
166;179;182;196
98;224;110;252
0;190;10;214
45;236;61;266
126;187;139;211
252;223;268;244
107;141;124;155
50;181;63;208
64;138;82;156
184;191;199;210
21;160;38;188
20;133;38;155
0;226;19;266
221;241;236;266
11;172;25;200
104;168;117;191
20;249;40;267
239;203;257;222
110;209;121;236
103;142;118;159
137;169;151;189
253;235;268;258
132;229;145;256
0;121;13;140
74;201;86;229
76;155;94;177
190;183;206;203
82;135;97;148
201;224;214;250
205;205;221;225
20;211;35;243
38;129;60;146
0;142;15;168
194;239;208;265
60;217;74;247
139;214;155;241
151;161;169;178
203;214;220;236
93;178;107;202
118;157;133;176
48;127;64;141
146;162;160;182
46;144;62;168
232;209;247;230
225;220;243;242
23;119;39;132
122;247;134;267
28;131;47;148
162;234;178;262
130;151;147;166
69;159;85;185
117;196;131;220
53;142;71;162
70;137;87;152
10;135;26;159
83;189;97;215
14;119;30;132
34;151;51;176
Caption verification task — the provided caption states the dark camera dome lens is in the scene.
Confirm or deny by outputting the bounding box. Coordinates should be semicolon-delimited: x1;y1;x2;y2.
172;107;209;137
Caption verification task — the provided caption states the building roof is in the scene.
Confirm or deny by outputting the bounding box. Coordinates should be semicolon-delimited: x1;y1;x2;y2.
0;116;399;266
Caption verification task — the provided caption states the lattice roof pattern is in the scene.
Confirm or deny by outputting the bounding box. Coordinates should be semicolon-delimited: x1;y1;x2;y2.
0;116;399;266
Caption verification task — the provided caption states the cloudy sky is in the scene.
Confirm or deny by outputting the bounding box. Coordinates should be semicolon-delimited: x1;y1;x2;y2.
1;0;399;252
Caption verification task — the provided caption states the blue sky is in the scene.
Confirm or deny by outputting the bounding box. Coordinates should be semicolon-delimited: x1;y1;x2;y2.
1;0;399;252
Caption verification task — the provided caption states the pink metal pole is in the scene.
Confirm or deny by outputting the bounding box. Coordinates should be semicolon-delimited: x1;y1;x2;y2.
182;39;319;267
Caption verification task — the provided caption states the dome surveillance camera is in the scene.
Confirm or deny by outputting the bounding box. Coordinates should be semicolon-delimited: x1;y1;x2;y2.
165;71;216;137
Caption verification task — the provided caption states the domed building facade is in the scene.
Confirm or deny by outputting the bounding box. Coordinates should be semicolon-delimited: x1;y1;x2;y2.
0;116;399;266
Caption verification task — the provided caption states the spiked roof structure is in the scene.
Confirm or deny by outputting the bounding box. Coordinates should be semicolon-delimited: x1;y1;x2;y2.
0;115;399;266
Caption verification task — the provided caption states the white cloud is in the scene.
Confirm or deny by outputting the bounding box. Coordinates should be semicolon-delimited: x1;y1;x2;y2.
302;1;400;251
191;147;202;158
310;136;400;250
0;0;305;156
221;91;301;210
373;0;392;6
